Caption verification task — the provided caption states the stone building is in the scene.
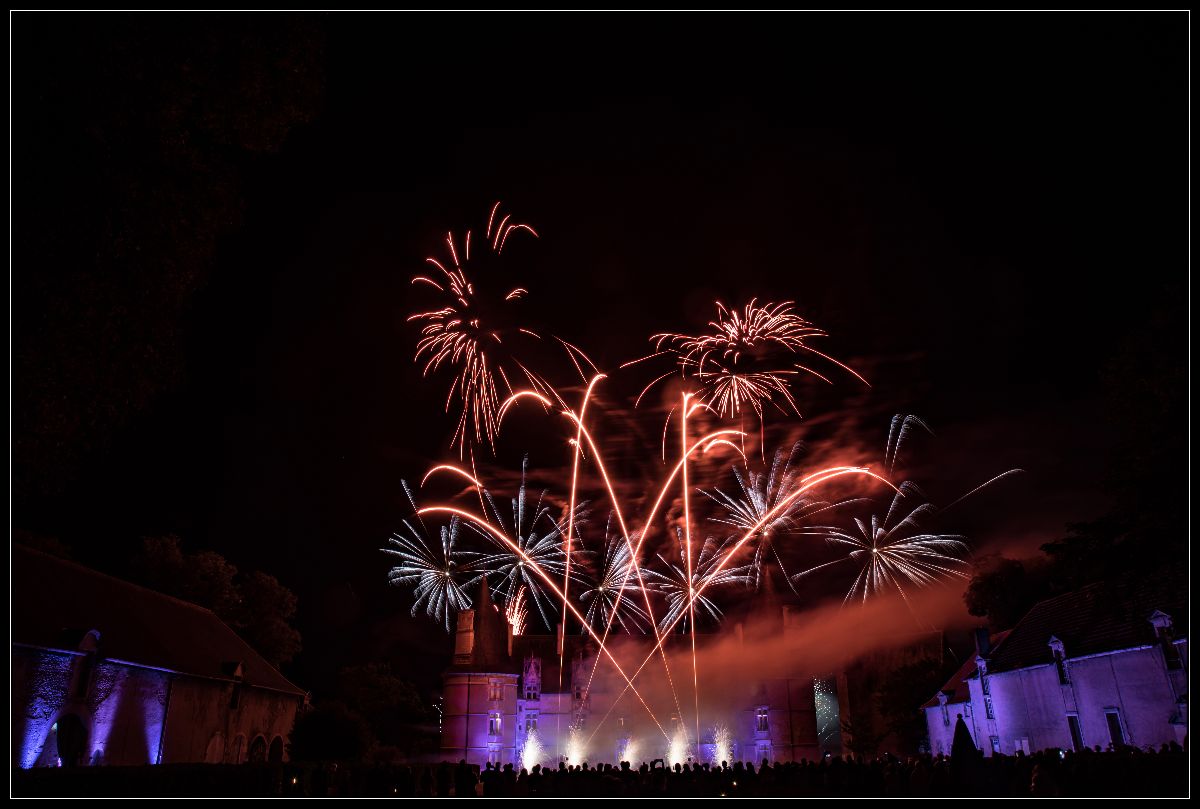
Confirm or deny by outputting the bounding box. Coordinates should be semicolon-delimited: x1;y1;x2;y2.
440;574;862;767
923;579;1187;756
12;545;306;768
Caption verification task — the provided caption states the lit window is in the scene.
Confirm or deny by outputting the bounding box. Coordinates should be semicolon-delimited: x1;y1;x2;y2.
1105;711;1124;747
990;736;1000;754
489;680;503;701
1067;714;1084;751
756;707;769;733
488;712;501;736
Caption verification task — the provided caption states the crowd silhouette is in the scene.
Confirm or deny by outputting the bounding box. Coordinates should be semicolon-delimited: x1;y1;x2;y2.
375;742;1186;798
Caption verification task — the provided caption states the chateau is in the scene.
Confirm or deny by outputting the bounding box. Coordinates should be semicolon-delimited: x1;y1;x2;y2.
440;576;864;767
923;579;1188;756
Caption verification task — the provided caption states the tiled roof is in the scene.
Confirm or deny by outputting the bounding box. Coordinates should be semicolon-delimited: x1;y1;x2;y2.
987;575;1186;674
12;545;305;696
921;630;1011;710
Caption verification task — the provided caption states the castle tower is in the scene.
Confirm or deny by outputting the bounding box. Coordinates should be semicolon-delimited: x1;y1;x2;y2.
440;578;520;766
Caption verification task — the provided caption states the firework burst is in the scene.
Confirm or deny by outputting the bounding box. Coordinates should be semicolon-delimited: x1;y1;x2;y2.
646;533;751;633
642;299;866;418
474;457;588;631
409;202;585;454
578;515;651;633
794;481;970;608
701;441;860;592
382;482;489;632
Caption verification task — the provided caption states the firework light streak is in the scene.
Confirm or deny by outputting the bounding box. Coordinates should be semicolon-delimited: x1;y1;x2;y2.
586;465;897;740
473;457;586;632
679;393;701;745
408;203;572;455
382;482;488;632
793;481;971;613
644;300;868;420
700;441;860;594
711;724;733;766
397;211;1013;754
507;585;529;636
520;728;544;770
564;726;587;765
645;534;752;632
667;725;691;767
417;503;672;740
579;518;651;633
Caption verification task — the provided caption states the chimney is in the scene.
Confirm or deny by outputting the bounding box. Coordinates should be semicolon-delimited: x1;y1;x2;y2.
974;627;991;658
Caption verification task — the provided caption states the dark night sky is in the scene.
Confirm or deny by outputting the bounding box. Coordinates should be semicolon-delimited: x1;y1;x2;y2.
13;14;1187;694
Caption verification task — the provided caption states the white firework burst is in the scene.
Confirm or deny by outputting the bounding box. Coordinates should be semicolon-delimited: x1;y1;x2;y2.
645;533;751;633
383;481;489;632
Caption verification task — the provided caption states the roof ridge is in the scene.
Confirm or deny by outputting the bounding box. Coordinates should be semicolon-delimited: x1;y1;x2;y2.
14;543;223;617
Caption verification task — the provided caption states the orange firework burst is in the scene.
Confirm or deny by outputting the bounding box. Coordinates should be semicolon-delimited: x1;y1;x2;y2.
640;299;868;418
408;202;588;454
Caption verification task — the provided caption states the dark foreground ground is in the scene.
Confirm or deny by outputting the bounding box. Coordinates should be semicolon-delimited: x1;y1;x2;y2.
12;748;1188;798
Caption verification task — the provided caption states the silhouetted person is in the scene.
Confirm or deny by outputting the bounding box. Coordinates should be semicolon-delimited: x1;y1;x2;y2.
455;759;476;798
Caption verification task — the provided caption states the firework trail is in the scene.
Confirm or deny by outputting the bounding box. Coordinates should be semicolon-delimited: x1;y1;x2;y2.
382;481;490;632
792;481;971;609
507;584;529;636
473;456;588;631
578;515;651;633
645;533;752;633
408;202;594;455
636;299;868;419
885;413;933;474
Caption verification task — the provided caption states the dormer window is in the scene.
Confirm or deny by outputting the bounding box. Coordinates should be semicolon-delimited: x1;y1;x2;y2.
1048;636;1070;685
1149;611;1183;671
977;657;990;696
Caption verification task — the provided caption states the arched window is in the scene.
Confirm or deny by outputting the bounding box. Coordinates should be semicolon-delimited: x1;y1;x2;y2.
248;735;267;764
268;736;284;764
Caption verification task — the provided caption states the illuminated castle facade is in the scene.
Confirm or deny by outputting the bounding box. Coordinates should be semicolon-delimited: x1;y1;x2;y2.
923;581;1188;757
439;577;851;767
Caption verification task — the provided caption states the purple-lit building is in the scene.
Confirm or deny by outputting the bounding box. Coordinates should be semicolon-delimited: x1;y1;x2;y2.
441;576;857;767
923;582;1187;756
12;546;306;768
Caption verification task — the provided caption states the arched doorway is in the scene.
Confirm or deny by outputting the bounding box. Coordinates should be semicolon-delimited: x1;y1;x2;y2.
248;735;267;763
204;732;225;764
268;736;284;764
229;734;245;764
56;714;87;767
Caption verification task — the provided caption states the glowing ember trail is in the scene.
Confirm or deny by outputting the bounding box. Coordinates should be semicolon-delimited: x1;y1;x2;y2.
408;203;576;455
386;209;1017;762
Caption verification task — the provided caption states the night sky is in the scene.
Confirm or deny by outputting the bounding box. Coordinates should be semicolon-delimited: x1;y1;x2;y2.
13;14;1187;694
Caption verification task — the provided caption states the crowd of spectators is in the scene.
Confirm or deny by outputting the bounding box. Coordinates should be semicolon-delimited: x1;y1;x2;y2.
391;742;1185;798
